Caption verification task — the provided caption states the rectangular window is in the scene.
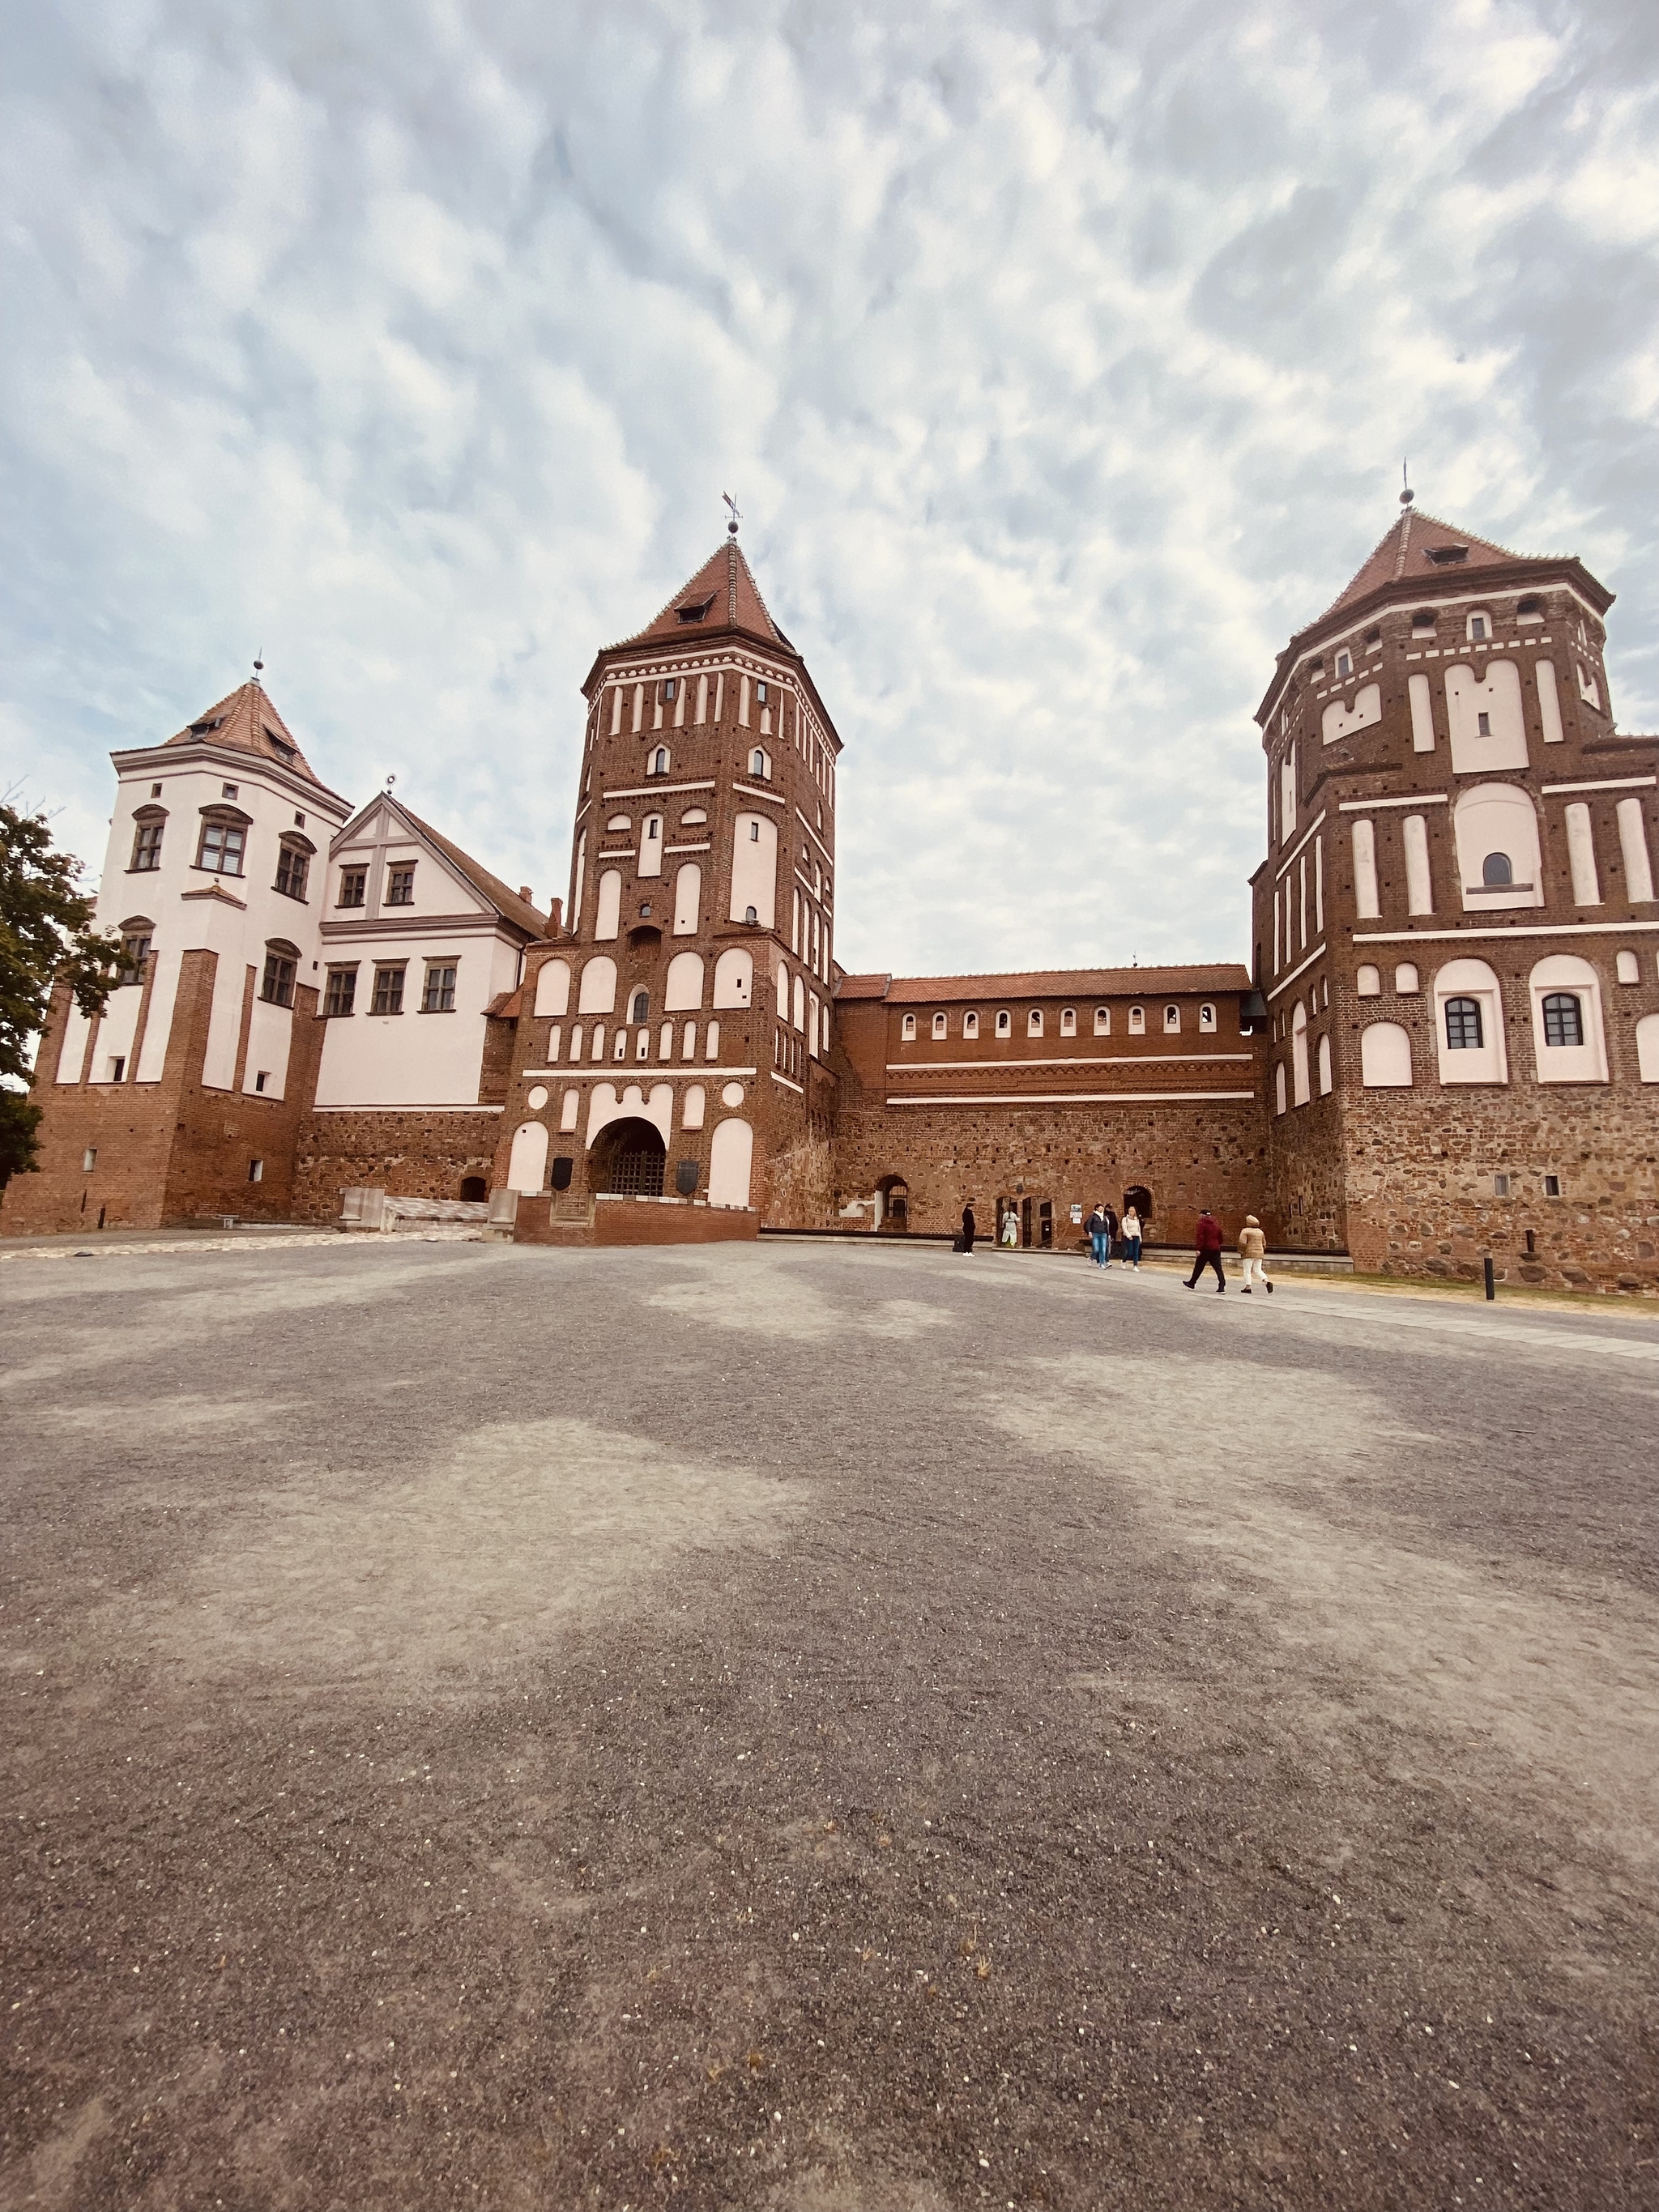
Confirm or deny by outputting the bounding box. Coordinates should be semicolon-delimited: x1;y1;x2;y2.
254;1070;268;1093
386;864;416;906
323;967;357;1017
82;1148;96;1171
118;932;151;984
1544;1174;1561;1196
421;962;458;1012
130;820;164;871
338;865;367;907
259;951;296;1007
198;820;245;875
109;1055;126;1082
1493;1173;1510;1197
275;845;309;899
372;965;406;1015
248;1158;263;1183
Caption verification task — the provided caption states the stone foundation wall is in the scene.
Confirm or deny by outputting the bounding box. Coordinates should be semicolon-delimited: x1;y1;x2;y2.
1340;1082;1659;1293
830;1089;1273;1251
291;1109;505;1223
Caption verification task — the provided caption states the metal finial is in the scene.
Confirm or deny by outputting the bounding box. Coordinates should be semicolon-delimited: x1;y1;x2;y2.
385;774;396;791
723;491;742;537
252;650;265;681
1399;460;1414;508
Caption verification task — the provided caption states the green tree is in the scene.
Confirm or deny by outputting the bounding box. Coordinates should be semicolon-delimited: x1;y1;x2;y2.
1;804;122;1184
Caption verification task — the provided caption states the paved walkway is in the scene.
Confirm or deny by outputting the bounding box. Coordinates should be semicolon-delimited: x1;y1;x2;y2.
3;1238;1655;2209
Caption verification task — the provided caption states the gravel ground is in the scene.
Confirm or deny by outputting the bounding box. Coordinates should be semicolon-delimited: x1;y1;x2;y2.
2;1237;1656;2211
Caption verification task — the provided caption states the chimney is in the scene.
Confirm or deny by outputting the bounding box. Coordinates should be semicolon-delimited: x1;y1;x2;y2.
548;898;563;936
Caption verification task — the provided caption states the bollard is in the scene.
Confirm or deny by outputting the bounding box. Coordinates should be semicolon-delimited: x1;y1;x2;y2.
1483;1255;1495;1301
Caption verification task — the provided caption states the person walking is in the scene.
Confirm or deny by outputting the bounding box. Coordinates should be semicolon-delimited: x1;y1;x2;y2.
1085;1203;1110;1268
960;1201;976;1254
1001;1205;1019;1249
1239;1214;1273;1294
1184;1208;1227;1293
1121;1203;1143;1270
1101;1199;1120;1268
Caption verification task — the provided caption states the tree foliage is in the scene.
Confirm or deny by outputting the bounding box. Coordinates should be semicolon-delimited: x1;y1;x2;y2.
1;804;122;1182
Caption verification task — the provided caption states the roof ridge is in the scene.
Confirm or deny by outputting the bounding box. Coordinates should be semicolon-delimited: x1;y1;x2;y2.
393;799;549;936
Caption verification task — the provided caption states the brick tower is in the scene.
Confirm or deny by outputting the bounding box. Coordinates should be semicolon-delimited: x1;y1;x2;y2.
1252;497;1659;1287
494;534;843;1241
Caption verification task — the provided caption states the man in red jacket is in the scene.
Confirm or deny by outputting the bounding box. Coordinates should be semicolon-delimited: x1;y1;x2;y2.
1183;1208;1227;1293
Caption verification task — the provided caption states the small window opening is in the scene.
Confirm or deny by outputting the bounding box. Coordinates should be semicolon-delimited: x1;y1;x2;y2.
1163;1004;1180;1033
82;1148;96;1172
1411;609;1435;630
248;1158;263;1183
902;1014;916;1041
676;595;715;622
651;748;669;775
1469;615;1488;642
150;783;162;798
932;1012;947;1039
1544;1174;1561;1196
1027;1009;1043;1037
1541;992;1583;1048
1444;996;1483;1050
254;1070;268;1093
1494;1173;1510;1197
1482;851;1512;887
221;782;239;799
744;905;758;924
995;1010;1011;1038
1477;711;1491;736
757;682;769;705
663;680;676;701
1335;650;1352;679
748;820;760;842
1199;1003;1216;1031
963;1011;979;1038
1525;1229;1536;1254
110;1055;126;1082
1128;1006;1145;1034
1094;1008;1110;1035
1427;545;1469;565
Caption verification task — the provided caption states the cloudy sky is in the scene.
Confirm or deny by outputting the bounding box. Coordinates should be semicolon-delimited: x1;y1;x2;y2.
4;0;1656;978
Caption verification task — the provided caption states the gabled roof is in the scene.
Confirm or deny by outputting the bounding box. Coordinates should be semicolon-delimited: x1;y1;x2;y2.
1318;506;1533;623
613;539;794;654
331;792;549;938
163;680;324;783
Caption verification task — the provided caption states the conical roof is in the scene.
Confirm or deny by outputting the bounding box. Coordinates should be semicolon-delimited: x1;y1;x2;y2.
614;539;795;653
163;680;323;782
1318;506;1533;622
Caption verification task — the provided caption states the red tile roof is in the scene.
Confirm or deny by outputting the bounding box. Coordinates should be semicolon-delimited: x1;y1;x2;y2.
164;680;324;782
614;540;794;653
839;965;1251;1004
396;803;551;939
1317;507;1538;624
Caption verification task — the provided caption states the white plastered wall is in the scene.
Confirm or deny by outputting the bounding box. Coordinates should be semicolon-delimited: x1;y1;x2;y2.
1445;660;1528;774
729;814;778;926
313;927;520;1107
586;1080;673;1149
1528;953;1607;1084
1453;785;1543;911
1617;799;1655;903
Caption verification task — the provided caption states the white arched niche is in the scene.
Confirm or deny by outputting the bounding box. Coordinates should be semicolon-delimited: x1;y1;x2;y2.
708;1117;753;1208
1433;957;1508;1085
505;1120;548;1194
775;959;788;1017
1291;1002;1311;1106
1274;1062;1287;1115
672;863;702;936
1453;784;1542;912
664;952;706;1012
595;869;622;940
1637;1013;1659;1083
1528;953;1608;1084
534;957;571;1018
577;956;617;1015
728;812;778;927
713;948;753;1008
586;1081;673;1148
1317;1034;1333;1094
1360;1022;1413;1088
638;814;663;879
1445;659;1528;773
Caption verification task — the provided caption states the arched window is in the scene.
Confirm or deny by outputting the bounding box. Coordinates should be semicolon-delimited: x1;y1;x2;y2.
932;1012;947;1039
1444;997;1483;1050
1060;1008;1076;1036
995;1010;1011;1038
1163;1004;1180;1034
750;748;771;779
1199;1004;1216;1032
1482;851;1513;887
1128;1007;1145;1034
605;813;630;832
1541;993;1581;1048
963;1011;979;1039
1529;955;1606;1081
650;746;670;776
629;988;650;1025
1434;958;1508;1085
902;1013;917;1040
1028;1009;1043;1037
1094;1008;1110;1036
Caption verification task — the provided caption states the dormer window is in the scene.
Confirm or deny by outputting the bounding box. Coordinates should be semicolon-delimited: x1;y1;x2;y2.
264;727;296;762
1516;595;1543;622
1426;545;1469;565
676;596;715;623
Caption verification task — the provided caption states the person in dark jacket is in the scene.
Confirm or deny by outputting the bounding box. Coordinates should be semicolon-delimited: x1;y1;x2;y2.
1183;1208;1226;1292
1102;1200;1120;1267
1085;1204;1109;1267
960;1203;976;1253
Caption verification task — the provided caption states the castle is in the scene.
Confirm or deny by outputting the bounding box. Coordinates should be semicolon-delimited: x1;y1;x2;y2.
6;507;1658;1291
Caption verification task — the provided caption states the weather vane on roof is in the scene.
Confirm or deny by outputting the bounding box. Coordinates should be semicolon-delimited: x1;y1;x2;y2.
1400;460;1414;508
723;492;742;538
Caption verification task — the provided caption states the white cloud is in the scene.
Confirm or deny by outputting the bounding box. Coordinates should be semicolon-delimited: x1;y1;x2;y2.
2;0;1655;973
